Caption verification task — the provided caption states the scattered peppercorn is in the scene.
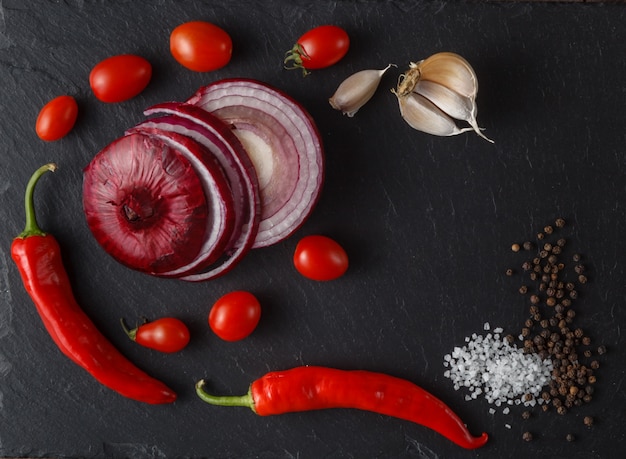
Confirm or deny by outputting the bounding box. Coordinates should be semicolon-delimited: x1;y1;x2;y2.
522;431;533;442
511;243;521;252
521;410;531;420
583;416;594;427
504;218;606;425
565;433;575;442
506;268;514;276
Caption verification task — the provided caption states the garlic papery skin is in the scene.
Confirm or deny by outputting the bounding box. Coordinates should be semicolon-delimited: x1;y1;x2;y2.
329;64;393;117
417;52;478;100
414;80;493;143
397;91;474;137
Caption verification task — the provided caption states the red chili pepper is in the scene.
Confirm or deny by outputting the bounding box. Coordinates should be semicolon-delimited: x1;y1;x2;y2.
11;164;176;404
196;366;488;449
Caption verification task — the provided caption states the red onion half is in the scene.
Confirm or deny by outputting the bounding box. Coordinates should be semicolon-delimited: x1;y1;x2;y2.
187;79;325;248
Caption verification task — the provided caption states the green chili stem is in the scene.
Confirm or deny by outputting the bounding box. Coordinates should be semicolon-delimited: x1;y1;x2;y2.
18;163;57;238
195;379;255;411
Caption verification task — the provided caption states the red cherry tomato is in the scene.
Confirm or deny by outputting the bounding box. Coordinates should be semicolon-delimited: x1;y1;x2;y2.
35;95;78;141
170;21;232;72
89;54;152;103
209;291;261;342
122;317;190;353
293;235;349;281
284;25;349;75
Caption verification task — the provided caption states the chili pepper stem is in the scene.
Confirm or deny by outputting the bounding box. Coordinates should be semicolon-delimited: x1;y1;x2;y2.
195;379;256;412
17;163;57;239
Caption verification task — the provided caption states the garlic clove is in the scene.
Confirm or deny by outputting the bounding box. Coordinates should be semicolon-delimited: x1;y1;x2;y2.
416;52;478;100
414;80;493;143
397;91;474;137
329;64;394;117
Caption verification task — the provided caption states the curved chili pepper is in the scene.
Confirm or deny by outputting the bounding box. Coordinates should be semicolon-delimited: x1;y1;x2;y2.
196;365;488;449
11;164;176;404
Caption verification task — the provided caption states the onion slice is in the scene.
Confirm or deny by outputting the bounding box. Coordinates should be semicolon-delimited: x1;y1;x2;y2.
83;132;209;274
142;103;261;281
125;126;235;278
186;79;325;248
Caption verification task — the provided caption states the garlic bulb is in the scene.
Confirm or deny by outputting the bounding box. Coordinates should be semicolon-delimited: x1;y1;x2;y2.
394;52;493;142
329;64;394;117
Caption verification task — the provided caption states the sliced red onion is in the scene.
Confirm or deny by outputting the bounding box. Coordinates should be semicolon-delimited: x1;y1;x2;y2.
125;126;235;278
142;103;261;281
187;79;324;248
83;132;209;275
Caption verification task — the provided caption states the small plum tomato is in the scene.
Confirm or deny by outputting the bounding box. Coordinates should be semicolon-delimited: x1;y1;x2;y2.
35;95;78;141
293;235;349;281
170;21;232;72
121;317;190;353
284;25;349;75
209;291;261;342
89;54;152;103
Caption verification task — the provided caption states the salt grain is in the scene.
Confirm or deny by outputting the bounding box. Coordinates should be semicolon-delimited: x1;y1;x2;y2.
442;324;553;410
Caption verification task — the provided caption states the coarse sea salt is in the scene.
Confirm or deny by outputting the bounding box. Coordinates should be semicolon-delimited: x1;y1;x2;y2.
443;323;553;410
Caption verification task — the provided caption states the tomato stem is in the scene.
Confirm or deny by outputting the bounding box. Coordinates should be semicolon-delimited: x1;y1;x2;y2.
195;379;256;412
17;163;57;239
120;318;138;342
283;43;310;76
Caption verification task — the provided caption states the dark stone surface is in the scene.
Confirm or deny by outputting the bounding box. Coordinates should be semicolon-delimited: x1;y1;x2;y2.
0;1;624;457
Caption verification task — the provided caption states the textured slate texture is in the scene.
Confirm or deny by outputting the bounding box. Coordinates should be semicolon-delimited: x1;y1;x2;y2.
0;1;624;458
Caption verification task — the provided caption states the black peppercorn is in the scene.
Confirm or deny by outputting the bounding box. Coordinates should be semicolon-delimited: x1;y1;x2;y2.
555;218;566;228
574;328;584;338
583;416;594;427
521;410;531;420
523;241;533;251
597;345;606;355
566;433;575;442
522;431;533;442
530;295;540;304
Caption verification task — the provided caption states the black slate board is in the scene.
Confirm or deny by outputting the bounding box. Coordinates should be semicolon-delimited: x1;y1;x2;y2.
1;1;625;458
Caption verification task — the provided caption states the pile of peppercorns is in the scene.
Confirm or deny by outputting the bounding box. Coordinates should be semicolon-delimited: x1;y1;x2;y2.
506;218;606;441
